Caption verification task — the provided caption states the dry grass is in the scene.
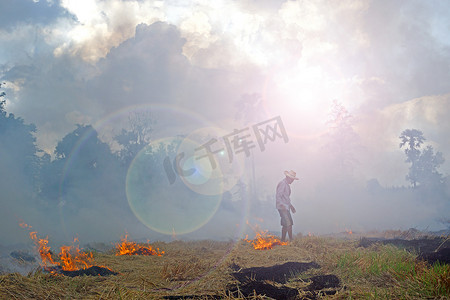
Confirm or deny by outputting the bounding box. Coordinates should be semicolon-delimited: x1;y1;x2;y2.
0;236;449;299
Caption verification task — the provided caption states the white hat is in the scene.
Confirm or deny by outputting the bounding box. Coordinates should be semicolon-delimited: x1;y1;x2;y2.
284;170;299;180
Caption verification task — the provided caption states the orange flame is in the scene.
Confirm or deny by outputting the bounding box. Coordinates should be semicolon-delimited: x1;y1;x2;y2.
245;230;288;250
19;221;31;229
20;221;93;271
115;234;164;256
245;222;288;250
59;238;93;271
29;232;58;266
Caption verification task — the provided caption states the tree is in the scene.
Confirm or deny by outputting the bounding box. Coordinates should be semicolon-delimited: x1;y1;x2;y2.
234;93;266;201
0;83;6;116
0;83;40;192
41;124;123;208
399;129;445;188
324;100;360;175
417;145;445;187
114;111;155;166
0;84;42;243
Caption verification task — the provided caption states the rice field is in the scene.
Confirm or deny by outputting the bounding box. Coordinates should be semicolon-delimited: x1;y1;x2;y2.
1;235;449;299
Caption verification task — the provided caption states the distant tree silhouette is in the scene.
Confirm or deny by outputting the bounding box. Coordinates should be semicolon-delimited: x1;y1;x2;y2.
0;83;40;193
399;129;445;188
233;179;249;203
114;111;155;166
324;100;360;176
41;124;123;209
234;93;266;201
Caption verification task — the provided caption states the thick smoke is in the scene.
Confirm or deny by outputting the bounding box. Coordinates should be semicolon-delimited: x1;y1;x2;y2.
0;1;449;255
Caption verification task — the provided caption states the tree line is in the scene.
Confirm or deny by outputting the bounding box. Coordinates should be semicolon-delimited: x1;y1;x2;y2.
0;87;447;224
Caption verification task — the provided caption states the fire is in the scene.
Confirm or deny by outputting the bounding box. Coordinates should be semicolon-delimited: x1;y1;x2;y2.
245;230;288;250
115;234;164;256
59;238;94;271
245;222;288;250
29;232;57;266
346;229;353;235
20;221;93;271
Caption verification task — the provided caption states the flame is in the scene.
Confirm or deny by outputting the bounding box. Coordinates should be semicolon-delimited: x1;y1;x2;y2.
29;232;57;266
345;229;353;235
246;230;288;250
59;238;93;271
20;221;93;271
245;222;288;250
19;221;31;229
115;234;164;256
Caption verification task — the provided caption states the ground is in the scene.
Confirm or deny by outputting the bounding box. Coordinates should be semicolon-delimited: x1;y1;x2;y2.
0;232;449;299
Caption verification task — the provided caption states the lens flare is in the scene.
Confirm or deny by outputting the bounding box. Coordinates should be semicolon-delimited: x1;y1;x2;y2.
56;104;214;238
126;136;223;235
178;127;246;196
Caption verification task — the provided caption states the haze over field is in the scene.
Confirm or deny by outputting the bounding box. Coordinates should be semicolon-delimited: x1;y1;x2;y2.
1;0;449;246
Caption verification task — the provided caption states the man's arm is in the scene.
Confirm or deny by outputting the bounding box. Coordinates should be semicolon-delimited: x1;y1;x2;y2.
290;204;296;213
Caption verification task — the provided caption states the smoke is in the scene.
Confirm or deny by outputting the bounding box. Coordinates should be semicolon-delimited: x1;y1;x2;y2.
1;0;450;252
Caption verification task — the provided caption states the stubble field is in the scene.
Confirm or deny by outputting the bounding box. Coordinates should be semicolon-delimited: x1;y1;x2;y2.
1;233;449;299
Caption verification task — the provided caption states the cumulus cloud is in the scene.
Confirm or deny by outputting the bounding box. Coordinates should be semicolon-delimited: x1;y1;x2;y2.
55;0;165;61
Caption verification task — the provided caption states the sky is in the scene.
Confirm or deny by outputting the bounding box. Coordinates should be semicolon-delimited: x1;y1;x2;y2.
1;0;450;242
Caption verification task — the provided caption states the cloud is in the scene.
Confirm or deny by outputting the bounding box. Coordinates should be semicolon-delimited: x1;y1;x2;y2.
55;0;165;61
1;1;450;240
356;1;450;108
2;20;267;152
0;0;68;30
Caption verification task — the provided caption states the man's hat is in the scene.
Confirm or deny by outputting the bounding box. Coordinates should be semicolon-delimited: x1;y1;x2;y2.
284;170;299;180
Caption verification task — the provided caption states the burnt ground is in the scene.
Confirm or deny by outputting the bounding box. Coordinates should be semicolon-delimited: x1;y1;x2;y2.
44;265;118;277
358;236;450;265
418;248;450;265
228;262;341;300
358;236;449;254
231;261;320;284
228;281;300;300
224;236;450;299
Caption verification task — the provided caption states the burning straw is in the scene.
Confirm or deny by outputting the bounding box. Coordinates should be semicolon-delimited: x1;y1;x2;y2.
245;222;288;250
115;234;164;256
19;221;115;276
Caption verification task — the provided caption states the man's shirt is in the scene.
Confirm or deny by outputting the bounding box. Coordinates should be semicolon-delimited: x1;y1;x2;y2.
276;178;291;210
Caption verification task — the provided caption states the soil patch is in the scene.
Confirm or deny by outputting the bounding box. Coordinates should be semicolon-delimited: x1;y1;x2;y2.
229;262;341;299
231;261;320;284
45;265;118;277
228;281;299;300
358;237;449;254
306;274;340;291
163;295;220;299
359;237;450;265
418;247;450;265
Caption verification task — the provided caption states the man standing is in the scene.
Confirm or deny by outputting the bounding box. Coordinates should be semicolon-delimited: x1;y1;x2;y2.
276;170;299;242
